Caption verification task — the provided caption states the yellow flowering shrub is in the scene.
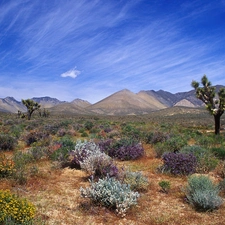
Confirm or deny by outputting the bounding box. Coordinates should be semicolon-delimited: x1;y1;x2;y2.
0;154;15;178
0;189;36;224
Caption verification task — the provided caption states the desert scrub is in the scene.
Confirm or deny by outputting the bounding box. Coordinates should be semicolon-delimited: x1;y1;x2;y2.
70;140;101;168
180;145;218;173
154;136;187;158
0;134;17;151
121;170;149;192
161;152;197;175
23;130;50;147
0;154;15;178
184;175;223;211
50;137;75;166
159;180;171;193
80;151;118;179
0;189;36;224
101;138;144;160
80;176;139;217
145;131;170;144
71;140;118;178
211;147;225;160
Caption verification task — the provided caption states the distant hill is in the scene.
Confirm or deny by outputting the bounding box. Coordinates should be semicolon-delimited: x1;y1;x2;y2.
0;97;26;113
31;97;66;108
0;85;224;115
87;89;166;115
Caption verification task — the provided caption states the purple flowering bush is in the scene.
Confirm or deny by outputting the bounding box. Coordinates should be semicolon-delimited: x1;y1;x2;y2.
161;152;197;175
98;138;144;161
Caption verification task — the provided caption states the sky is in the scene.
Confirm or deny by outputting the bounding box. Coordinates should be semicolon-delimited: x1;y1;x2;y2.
0;0;225;103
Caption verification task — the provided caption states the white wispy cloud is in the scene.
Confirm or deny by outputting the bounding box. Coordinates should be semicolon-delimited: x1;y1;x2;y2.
60;69;81;79
0;0;225;103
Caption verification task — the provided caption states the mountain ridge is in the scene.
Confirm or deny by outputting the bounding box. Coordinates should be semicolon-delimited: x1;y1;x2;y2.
0;85;224;115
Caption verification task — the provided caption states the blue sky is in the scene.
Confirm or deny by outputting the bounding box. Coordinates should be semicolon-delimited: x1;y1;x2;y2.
1;0;225;103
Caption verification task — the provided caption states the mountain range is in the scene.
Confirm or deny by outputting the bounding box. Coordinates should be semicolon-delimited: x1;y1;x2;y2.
1;86;223;115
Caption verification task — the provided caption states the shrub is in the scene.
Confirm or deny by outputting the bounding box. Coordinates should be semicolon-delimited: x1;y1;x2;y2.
121;124;142;139
27;146;47;161
154;142;168;158
0;189;36;224
215;161;225;178
145;131;170;144
50;137;75;166
184;175;223;211
106;138;144;161
0;134;17;151
10;124;24;138
98;139;113;154
196;135;214;148
44;124;61;135
211;147;225;160
122;170;149;192
180;145;218;173
154;136;187;158
159;180;171;193
70;140;101;169
164;136;187;153
12;151;33;185
81;131;89;137
84;121;94;131
80;176;139;217
219;178;225;195
0;154;15;178
161;152;197;175
80;151;119;179
23;131;50;146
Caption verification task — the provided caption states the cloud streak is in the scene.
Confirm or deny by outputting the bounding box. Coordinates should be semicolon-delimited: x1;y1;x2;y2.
0;0;225;103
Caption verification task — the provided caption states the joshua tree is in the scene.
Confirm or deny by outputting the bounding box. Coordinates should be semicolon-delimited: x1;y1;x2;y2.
22;99;41;120
191;75;225;134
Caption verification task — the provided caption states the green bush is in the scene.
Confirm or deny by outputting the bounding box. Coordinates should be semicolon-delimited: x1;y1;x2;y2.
50;137;75;166
0;189;36;224
184;175;223;211
12;151;34;185
80;176;139;217
154;136;187;158
0;134;17;151
159;180;171;193
84;121;94;131
211;147;225;160
181;145;219;173
196;135;214;148
81;131;89;137
122;170;149;192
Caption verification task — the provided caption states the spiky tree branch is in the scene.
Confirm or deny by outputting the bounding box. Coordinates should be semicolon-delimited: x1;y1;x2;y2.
191;75;225;134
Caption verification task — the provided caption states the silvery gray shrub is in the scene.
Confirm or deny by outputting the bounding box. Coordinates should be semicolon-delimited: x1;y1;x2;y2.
185;175;223;211
80;176;140;217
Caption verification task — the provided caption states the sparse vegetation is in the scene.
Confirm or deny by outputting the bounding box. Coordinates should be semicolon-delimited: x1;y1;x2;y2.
184;175;223;211
0;109;224;224
0;134;17;151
